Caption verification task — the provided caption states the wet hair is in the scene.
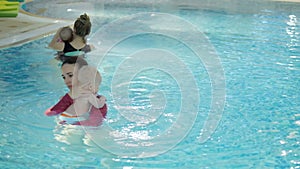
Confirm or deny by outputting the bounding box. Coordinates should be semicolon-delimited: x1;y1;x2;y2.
61;56;88;68
74;13;91;39
78;65;102;91
59;26;73;42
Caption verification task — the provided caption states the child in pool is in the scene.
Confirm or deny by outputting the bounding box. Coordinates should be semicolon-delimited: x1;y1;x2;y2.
44;57;107;126
55;26;74;59
68;65;106;117
49;13;94;61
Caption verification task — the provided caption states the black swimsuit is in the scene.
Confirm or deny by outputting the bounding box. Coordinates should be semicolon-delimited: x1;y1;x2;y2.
63;42;79;53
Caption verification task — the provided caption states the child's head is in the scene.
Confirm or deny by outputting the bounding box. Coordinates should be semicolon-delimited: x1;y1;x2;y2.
59;26;73;42
77;65;101;93
74;13;91;38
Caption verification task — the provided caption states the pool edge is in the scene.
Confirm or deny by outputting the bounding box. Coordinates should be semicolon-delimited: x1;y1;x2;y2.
0;1;73;49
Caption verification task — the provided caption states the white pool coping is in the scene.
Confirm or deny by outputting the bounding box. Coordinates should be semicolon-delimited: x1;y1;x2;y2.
0;11;73;49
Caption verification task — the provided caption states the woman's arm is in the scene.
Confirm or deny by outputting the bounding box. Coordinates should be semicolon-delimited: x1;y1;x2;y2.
48;27;64;51
44;94;73;116
73;104;107;126
81;44;95;53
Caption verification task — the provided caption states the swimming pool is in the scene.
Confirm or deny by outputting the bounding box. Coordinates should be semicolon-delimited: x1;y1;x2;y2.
1;0;300;168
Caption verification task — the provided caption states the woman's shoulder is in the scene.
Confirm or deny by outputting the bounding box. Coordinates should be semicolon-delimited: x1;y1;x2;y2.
69;34;86;49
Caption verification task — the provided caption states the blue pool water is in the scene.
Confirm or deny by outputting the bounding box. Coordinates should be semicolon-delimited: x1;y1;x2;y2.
1;1;300;168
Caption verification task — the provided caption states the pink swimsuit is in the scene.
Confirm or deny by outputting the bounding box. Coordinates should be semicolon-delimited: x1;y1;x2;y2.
45;93;107;126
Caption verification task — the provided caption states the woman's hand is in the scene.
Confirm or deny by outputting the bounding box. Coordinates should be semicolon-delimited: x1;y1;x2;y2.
44;108;59;116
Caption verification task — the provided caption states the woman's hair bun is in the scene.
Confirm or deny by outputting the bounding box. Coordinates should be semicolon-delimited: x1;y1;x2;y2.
79;13;90;24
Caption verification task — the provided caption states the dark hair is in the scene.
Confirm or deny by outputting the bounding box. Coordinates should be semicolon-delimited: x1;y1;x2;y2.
61;56;88;68
74;13;91;38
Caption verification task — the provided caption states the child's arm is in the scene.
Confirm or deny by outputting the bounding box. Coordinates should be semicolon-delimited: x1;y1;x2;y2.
88;94;106;108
